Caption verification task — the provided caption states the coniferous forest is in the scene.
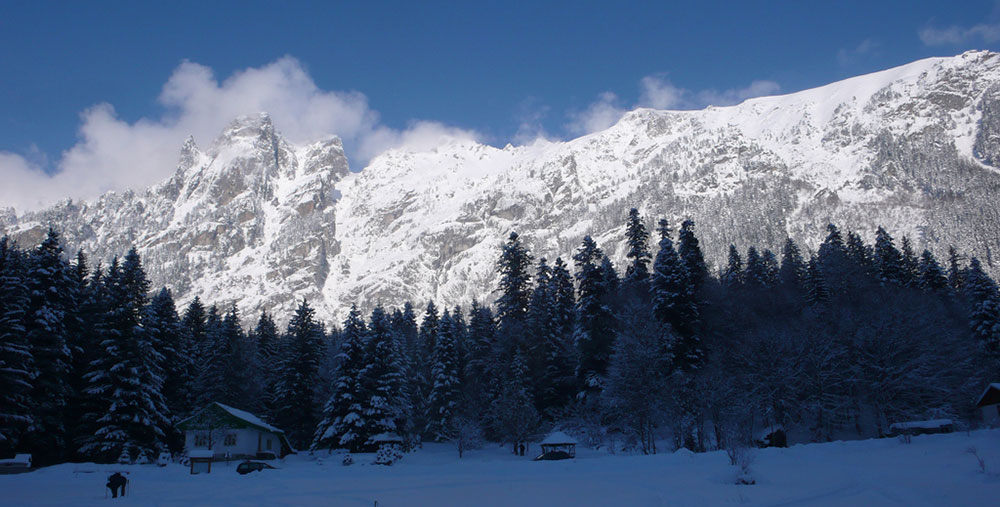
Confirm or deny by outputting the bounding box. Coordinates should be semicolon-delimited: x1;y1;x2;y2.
2;209;999;465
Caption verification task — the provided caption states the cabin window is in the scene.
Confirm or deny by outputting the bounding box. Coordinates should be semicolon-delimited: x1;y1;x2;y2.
194;433;209;447
224;433;237;446
266;438;272;450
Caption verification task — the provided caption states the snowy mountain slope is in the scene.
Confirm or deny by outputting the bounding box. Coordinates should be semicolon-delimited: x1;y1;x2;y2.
5;51;1000;324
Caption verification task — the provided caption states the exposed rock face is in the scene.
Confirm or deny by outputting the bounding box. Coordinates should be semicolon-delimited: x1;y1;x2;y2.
6;113;349;322
6;52;1000;324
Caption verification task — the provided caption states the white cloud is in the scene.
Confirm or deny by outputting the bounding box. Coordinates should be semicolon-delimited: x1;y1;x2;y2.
919;22;1000;46
0;56;478;212
695;80;781;107
565;92;627;136
566;76;780;135
638;75;687;109
837;39;879;66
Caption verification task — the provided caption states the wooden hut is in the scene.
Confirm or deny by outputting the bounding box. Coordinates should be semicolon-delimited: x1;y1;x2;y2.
535;431;577;461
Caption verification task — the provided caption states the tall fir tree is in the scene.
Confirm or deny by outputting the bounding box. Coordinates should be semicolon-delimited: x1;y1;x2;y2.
24;228;75;463
573;236;617;395
964;258;1000;353
804;257;830;305
253;310;282;422
678;219;709;291
874;227;905;286
425;310;462;441
0;239;32;455
651;219;698;338
313;305;368;451
274;299;324;448
948;246;965;291
144;288;185;449
900;237;919;287
722;244;743;289
83;250;168;462
917;250;949;292
778;238;806;290
622;208;652;294
361;305;408;445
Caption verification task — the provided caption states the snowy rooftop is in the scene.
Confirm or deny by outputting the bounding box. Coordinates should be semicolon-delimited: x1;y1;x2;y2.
541;431;577;445
214;402;284;434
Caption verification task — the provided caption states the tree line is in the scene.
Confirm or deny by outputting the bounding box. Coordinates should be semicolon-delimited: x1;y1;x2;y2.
1;210;999;463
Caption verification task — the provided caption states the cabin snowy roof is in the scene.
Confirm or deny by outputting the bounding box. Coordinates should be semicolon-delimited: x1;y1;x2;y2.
215;402;285;434
889;419;953;430
976;383;1000;407
178;402;285;435
541;431;577;445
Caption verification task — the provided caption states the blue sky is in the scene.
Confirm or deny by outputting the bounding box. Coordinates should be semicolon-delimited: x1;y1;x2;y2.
1;1;998;210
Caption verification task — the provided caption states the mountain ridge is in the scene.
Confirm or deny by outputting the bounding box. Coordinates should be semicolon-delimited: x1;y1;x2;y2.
5;51;1000;324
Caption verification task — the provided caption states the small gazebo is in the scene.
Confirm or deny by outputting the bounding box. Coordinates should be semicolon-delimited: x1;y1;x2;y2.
976;383;1000;426
535;431;577;461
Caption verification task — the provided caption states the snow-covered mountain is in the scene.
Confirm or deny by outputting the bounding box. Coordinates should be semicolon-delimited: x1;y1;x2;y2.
5;50;1000;324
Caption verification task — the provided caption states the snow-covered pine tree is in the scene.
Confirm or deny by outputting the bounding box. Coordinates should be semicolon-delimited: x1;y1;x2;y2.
274;299;324;449
542;258;577;414
874;227;905;286
0;238;32;455
573;236;616;395
181;297;208;410
83;250;168;462
947;246;965;291
426;310;462;441
464;300;497;416
845;231;874;275
526;258;553;406
917;250;949;293
193;305;225;409
804;257;830;305
599;255;621;305
778;238;806;290
721;245;743;289
604;302;671;455
817;224;848;290
361;305;408;447
622;208;652;294
495;232;533;331
410;301;439;441
964;258;1000;353
900;237;919;287
24;228;75;463
313;305;368;452
253;310;281;422
651;219;698;339
143;288;185;450
487;353;539;453
217;304;258;412
63;250;90;460
743;247;767;290
761;249;779;288
678;219;709;291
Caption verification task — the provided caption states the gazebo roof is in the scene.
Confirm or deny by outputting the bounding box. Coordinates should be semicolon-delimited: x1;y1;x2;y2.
541;431;577;445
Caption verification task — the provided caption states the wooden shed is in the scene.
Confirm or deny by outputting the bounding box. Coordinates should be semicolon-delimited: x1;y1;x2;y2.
976;383;1000;426
535;431;577;461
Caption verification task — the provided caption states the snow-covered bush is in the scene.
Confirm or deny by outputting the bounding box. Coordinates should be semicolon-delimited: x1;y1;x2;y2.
342;454;354;466
374;444;403;466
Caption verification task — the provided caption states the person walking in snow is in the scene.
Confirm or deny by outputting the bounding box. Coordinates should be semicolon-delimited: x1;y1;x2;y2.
106;472;127;498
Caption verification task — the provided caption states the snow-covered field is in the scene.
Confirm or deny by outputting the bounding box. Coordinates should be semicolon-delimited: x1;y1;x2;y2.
4;430;1000;506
